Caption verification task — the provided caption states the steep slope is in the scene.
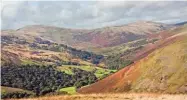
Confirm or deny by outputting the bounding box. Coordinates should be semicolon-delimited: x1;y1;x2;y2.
78;25;187;94
131;35;187;93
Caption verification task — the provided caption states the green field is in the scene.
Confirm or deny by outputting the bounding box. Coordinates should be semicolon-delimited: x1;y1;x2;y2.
59;87;77;94
57;65;116;79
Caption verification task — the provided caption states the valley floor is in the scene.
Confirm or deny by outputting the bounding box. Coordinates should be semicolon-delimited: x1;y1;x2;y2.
10;93;187;100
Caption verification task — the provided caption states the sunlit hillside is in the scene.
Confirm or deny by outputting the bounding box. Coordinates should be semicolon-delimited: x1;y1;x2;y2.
131;33;187;93
78;25;187;93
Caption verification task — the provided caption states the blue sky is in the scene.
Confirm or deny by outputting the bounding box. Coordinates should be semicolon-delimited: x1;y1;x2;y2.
1;1;187;29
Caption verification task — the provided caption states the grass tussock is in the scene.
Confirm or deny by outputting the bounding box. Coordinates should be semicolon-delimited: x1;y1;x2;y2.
10;93;187;100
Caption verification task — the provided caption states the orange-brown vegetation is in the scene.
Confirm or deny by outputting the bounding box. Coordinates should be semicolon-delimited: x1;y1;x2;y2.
78;25;187;93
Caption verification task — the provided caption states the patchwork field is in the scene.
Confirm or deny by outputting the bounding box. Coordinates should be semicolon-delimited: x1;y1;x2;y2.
10;93;187;100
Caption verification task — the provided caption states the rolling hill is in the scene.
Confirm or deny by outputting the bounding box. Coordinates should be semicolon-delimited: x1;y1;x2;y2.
78;24;187;94
2;21;172;51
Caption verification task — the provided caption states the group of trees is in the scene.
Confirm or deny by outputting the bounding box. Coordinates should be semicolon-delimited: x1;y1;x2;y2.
67;47;104;64
72;68;97;88
105;56;133;70
104;48;138;69
1;65;97;97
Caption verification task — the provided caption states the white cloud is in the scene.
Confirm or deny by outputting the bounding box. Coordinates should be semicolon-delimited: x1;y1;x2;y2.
1;1;22;18
1;1;187;30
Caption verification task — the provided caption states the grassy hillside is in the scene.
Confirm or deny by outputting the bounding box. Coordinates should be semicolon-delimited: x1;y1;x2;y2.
78;25;187;94
131;35;187;93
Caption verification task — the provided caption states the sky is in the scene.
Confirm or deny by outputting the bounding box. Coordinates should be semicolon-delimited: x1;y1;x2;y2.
1;1;187;30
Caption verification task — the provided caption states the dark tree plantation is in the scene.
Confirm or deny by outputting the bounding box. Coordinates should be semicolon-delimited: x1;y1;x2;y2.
1;65;97;98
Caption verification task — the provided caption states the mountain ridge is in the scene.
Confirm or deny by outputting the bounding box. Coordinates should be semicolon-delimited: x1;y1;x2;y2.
2;21;174;50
